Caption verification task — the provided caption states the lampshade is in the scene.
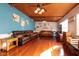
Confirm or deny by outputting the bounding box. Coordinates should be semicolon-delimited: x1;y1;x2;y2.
37;7;41;11
38;10;42;14
41;9;45;13
38;8;45;14
34;7;41;14
34;9;38;14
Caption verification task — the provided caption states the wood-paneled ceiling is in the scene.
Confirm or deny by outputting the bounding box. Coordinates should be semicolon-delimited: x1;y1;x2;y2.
10;3;78;22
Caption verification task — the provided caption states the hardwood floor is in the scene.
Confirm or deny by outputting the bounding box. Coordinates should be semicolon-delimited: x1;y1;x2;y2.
0;37;66;56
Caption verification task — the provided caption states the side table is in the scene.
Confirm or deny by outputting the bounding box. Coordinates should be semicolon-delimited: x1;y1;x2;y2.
0;37;18;51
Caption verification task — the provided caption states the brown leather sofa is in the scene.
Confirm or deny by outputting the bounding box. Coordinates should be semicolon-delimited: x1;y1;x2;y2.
12;30;38;46
39;31;53;37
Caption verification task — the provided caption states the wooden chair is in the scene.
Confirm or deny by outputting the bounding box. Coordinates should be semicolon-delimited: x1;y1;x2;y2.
63;32;72;43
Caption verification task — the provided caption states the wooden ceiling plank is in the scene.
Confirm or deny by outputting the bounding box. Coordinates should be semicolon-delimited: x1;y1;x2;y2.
9;3;78;22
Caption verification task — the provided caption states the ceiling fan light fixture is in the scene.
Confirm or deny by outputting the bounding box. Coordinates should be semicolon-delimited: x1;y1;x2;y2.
38;10;42;14
41;8;45;13
37;7;41;11
38;8;46;14
34;4;46;14
34;9;38;14
34;7;41;14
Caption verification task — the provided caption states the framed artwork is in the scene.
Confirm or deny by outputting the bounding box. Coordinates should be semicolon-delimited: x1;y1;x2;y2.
12;13;20;23
26;20;29;25
20;20;26;27
12;13;29;27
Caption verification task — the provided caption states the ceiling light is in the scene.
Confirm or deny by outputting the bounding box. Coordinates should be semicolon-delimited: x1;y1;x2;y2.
41;8;45;13
38;10;42;14
34;4;46;14
38;8;45;14
34;9;38;14
37;7;41;11
34;7;41;14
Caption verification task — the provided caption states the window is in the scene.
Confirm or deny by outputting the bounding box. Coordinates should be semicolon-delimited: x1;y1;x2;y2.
60;19;68;32
76;13;79;36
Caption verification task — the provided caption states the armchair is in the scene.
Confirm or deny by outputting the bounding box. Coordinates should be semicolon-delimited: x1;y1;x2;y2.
63;32;72;43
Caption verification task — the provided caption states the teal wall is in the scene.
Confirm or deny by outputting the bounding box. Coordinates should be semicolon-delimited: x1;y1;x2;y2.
0;3;35;34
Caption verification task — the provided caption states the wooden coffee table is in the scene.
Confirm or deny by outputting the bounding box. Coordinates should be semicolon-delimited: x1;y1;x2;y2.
0;37;18;51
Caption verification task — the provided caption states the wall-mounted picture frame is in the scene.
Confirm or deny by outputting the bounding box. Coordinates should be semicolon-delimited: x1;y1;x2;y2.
12;13;20;23
26;20;29;25
20;20;26;27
